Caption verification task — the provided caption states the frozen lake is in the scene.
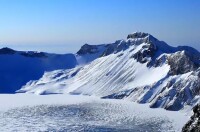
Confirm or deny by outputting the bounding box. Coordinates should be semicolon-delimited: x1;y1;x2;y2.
0;94;189;131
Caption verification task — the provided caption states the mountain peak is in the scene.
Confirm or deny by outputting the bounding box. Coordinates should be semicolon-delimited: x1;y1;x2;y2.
77;43;101;55
0;47;16;54
127;32;150;39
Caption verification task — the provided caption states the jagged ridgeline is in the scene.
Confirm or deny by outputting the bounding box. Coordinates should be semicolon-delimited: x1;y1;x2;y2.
2;32;199;111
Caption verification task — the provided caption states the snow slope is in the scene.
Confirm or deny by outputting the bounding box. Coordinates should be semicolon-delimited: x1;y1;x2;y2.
0;48;77;93
19;32;200;111
19;46;169;95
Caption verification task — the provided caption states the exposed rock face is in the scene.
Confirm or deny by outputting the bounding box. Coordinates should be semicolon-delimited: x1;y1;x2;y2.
168;51;199;75
131;42;157;63
182;104;200;132
127;32;149;39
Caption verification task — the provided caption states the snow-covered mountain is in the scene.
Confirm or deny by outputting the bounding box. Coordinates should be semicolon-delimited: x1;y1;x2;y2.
0;47;77;93
18;32;200;111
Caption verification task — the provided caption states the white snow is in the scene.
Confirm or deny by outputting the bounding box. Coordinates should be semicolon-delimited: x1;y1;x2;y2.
19;44;170;97
0;94;190;131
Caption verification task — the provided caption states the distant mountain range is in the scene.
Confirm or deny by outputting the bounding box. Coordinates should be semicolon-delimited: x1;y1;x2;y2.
0;47;77;93
1;32;200;111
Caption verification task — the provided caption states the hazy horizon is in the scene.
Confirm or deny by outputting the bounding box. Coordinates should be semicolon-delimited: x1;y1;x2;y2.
0;0;200;53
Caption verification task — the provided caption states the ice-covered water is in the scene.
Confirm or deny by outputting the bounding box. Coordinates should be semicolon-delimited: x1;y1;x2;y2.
0;104;173;132
0;94;188;131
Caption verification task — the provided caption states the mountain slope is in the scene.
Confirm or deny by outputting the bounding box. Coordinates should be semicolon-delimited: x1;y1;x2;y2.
18;32;200;111
0;48;77;93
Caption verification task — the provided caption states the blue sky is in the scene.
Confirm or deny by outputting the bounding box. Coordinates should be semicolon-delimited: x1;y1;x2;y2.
0;0;200;53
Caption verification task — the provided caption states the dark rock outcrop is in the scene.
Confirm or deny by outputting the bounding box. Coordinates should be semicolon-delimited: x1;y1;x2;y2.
182;104;200;132
131;42;157;64
127;32;149;39
168;51;199;75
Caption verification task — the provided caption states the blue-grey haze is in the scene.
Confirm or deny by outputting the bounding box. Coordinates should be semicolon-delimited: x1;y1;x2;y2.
0;0;200;53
